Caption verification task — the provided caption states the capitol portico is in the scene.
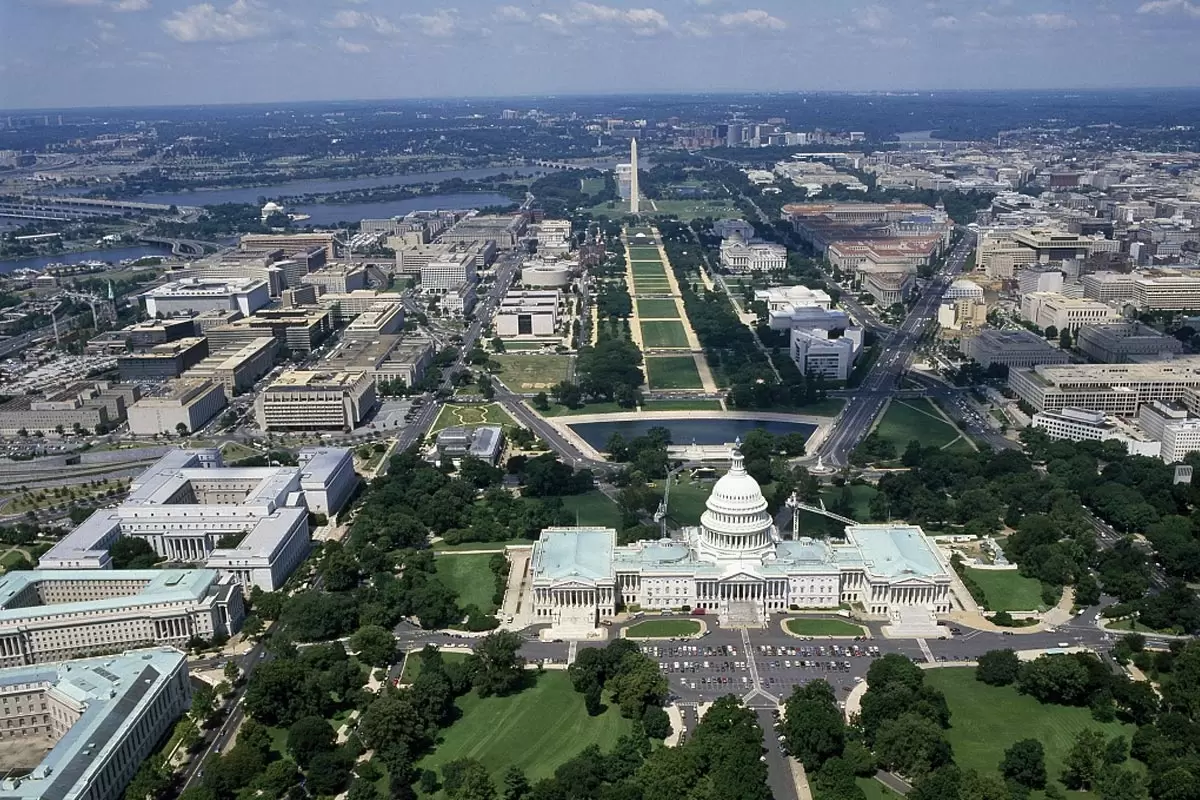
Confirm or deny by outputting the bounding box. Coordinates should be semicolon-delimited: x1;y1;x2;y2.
529;446;953;635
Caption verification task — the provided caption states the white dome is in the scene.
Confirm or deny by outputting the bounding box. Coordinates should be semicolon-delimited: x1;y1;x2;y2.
698;443;774;558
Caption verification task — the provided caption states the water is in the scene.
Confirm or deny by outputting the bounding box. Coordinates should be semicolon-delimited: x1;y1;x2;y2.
568;418;817;451
129;167;541;207
0;244;172;274
294;192;514;226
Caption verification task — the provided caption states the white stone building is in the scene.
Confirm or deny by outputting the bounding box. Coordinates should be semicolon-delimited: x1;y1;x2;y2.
719;235;788;273
791;328;862;381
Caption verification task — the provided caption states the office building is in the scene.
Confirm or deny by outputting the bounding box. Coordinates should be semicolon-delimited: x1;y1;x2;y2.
791;328;862;381
1020;293;1122;332
0;649;189;800
442;283;477;316
964;329;1068;369
87;318;197;355
394;240;494;275
1132;273;1200;311
1082;271;1137;302
0;382;139;437
344;302;405;336
434;426;504;465
118;337;209;382
241;232;337;261
439;213;526;249
281;285;319;308
205;308;333;356
256;371;377;432
322;335;435;387
319;290;393;322
1032;407;1161;457
495;290;561;338
1018;266;1066;295
40;448;355;590
938;298;988;331
184;337;279;395
1138;401;1200;464
0;570;243;666
829;239;941;273
534;220;572;258
301;264;366;295
141;277;270;319
127;379;227;436
1075;322;1184;363
719;235;788;273
421;251;477;292
943;279;984;302
784;202;952;256
863;272;913;307
530;447;952;635
754;286;848;331
1009;357;1200;414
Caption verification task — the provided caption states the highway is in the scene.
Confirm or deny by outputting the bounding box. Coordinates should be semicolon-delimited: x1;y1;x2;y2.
818;232;976;467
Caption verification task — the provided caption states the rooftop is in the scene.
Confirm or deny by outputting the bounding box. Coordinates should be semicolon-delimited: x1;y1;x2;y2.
531;528;616;582
0;569;223;626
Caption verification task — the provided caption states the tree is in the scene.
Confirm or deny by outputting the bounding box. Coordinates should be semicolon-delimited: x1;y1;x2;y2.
190;682;217;724
357;690;428;757
253;760;300;799
442;758;496;800
532;391;549;411
110;536;163;569
467;631;525;697
606;654;668;719
583;681;602;716
176;422;190;436
124;762;170;800
350;625;397;668
781;681;846;771
306;749;354;797
286;715;335;768
642;704;671;739
873;713;953;781
346;778;381;800
223;660;240;684
1045;325;1058;340
502;766;530;800
1096;767;1148;800
1001;738;1047;789
976;649;1021;686
1061;729;1108;790
1018;654;1092;705
1059;328;1074;350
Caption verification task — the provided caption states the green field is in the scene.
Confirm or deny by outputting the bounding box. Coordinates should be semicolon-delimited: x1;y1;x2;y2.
874;399;960;451
632;279;673;295
492;354;573;392
642;399;723;411
540;401;628;418
499;340;554;351
430;403;517;433
784;618;865;637
646;199;742;221
924;668;1137;796
645;356;704;389
640;321;690;349
401;650;469;683
435;554;499;613
627;246;662;260
964;567;1047;612
636;299;681;319
418;671;635;783
631;259;667;273
625;619;703;638
580;177;606;195
856;777;903;800
560;491;623;528
433;539;534;552
801;398;846;417
653;478;713;526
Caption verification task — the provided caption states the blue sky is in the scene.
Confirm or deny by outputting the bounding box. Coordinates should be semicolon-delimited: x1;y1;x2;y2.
2;0;1199;109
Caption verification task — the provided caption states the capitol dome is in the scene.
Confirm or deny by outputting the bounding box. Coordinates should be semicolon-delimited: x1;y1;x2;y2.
699;441;775;559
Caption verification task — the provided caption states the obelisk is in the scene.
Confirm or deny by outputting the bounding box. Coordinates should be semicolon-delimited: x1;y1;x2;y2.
629;137;639;214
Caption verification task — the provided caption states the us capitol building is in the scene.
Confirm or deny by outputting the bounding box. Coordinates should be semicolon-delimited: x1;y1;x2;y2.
529;446;954;635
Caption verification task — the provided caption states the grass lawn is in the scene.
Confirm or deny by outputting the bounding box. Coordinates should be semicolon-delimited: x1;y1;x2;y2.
856;777;903;800
220;442;261;462
964;567;1046;612
492;354;573;392
632;278;673;294
642;399;723;411
874;399;960;450
539;401;628;418
1107;618;1177;634
401;650;469;684
435;554;499;613
625;619;703;638
636;298;681;319
430;403;517;433
0;550;31;571
499;340;554;351
924;667;1138;797
653;478;713;526
418;671;635;783
647;199;742;221
819;484;879;523
631;261;668;276
560;491;623;528
645;356;704;389
433;539;534;552
944;436;978;454
627;246;662;260
785;618;866;637
580;177;606;195
801;398;846;416
640;321;690;349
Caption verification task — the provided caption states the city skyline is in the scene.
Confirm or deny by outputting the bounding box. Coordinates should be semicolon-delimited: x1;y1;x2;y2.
3;0;1200;109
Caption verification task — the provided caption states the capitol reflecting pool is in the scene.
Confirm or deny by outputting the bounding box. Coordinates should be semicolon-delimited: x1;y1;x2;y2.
566;418;817;451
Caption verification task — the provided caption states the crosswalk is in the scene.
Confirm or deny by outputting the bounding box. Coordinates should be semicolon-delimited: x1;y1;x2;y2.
917;638;935;662
567;640;578;665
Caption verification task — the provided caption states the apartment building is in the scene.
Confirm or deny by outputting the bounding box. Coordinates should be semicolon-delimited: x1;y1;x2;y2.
964;329;1069;369
0;649;189;800
1020;292;1122;332
0;570;243;666
126;379;227;436
1031;407;1161;457
1009;357;1200;414
791;328;862;381
0;381;139;437
1075;322;1184;363
256;370;377;432
718;235;788;273
40;448;355;590
141;277;270;319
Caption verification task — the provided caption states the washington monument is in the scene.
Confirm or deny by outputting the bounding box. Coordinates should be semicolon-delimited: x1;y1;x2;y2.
629;137;639;214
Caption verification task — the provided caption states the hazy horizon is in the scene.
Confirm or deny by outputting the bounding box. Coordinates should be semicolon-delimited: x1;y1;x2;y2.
3;0;1200;110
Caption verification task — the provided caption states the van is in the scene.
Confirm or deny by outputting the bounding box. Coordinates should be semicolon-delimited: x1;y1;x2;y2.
1057;642;1070;648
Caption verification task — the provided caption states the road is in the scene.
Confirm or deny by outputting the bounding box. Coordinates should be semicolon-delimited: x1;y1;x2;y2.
818;233;976;467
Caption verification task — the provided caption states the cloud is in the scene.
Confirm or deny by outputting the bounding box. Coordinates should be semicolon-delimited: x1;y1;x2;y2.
409;9;459;38
111;0;150;10
855;4;891;32
162;0;276;42
1138;0;1200;17
494;5;529;22
682;19;711;36
718;9;786;30
567;3;670;35
1028;12;1077;29
323;9;397;34
335;36;369;53
931;14;958;29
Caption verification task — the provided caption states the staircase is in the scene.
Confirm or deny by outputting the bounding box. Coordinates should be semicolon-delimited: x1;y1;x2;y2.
720;599;766;629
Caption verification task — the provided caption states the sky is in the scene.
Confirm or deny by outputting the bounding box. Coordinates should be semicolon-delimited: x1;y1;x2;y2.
2;0;1199;109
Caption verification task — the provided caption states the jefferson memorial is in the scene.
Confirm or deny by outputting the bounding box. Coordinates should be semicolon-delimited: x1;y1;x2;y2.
529;446;953;635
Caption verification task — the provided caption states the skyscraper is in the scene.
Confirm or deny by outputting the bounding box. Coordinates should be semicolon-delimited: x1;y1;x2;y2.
629;137;639;214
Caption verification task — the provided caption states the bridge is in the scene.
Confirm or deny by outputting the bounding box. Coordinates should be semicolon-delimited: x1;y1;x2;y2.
137;236;212;257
